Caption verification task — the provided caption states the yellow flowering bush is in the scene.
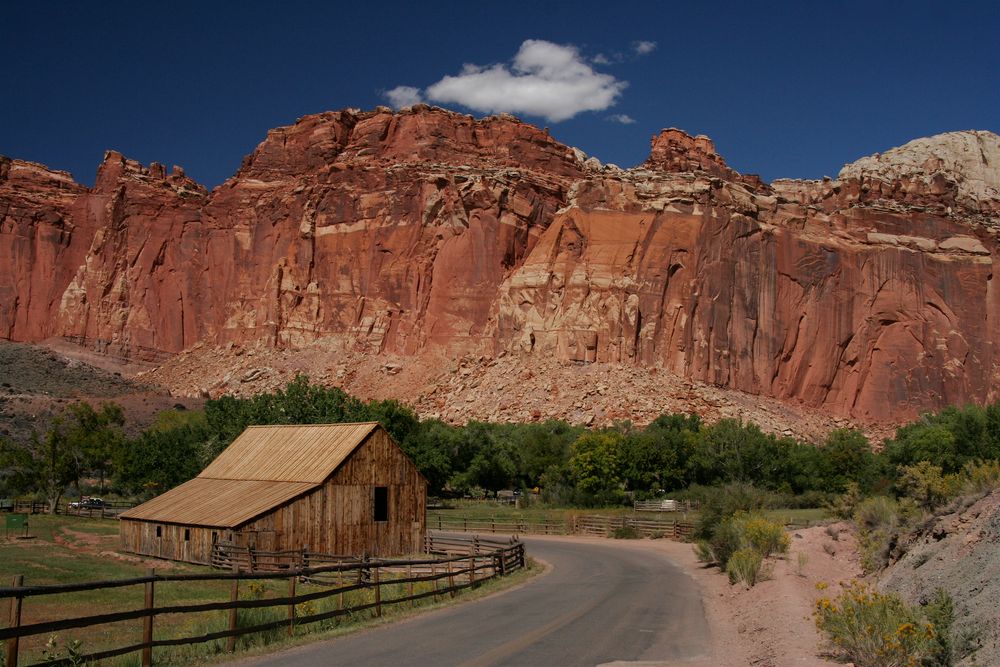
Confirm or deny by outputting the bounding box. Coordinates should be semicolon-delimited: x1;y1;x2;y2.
695;511;788;588
814;581;935;667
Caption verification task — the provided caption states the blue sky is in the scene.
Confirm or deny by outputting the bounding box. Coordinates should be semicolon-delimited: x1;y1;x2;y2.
2;1;998;187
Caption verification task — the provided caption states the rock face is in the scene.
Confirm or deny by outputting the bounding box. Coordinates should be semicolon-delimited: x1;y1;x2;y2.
2;108;999;424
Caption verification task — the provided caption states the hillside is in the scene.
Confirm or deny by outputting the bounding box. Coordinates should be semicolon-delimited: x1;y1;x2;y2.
0;339;202;441
880;490;1000;665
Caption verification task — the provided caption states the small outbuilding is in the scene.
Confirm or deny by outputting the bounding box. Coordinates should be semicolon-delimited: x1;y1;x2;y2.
119;422;427;564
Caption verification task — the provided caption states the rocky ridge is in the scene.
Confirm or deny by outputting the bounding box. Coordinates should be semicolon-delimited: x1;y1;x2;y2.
2;107;999;427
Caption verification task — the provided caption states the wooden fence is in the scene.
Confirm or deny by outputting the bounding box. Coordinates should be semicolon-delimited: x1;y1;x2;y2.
572;514;695;539
0;534;525;667
633;499;699;513
8;500;136;518
430;513;695;540
429;514;570;535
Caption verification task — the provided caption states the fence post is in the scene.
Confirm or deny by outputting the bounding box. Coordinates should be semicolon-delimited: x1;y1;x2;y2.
446;561;456;598
430;561;439;600
287;575;296;637
373;565;382;617
463;517;467;532
5;574;23;667
226;562;239;652
407;563;414;607
468;554;476;588
437;515;442;531
142;568;155;667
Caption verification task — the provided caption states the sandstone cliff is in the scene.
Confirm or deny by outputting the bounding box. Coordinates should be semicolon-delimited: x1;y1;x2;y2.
2;108;998;425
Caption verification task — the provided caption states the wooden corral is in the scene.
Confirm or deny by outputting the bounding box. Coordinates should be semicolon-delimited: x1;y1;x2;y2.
119;423;427;564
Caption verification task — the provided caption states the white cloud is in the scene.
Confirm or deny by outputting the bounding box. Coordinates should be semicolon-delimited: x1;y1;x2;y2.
633;40;657;55
606;113;636;124
422;40;627;123
384;85;424;108
592;53;613;65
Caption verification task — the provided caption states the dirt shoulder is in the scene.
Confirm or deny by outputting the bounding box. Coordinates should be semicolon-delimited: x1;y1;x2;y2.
645;522;861;666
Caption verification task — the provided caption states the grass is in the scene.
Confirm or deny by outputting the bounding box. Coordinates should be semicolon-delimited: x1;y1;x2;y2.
0;514;538;666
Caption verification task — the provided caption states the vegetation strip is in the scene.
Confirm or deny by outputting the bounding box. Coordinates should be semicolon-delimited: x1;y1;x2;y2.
1;536;525;666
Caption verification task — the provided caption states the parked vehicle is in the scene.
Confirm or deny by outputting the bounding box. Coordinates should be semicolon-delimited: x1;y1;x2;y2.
69;497;110;510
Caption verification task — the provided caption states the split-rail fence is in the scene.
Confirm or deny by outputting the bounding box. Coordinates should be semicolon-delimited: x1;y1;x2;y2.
0;534;525;667
429;513;695;540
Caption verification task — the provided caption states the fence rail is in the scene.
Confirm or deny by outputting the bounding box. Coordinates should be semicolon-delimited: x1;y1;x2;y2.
430;513;695;540
429;515;570;535
0;534;525;667
633;499;699;512
7;500;136;519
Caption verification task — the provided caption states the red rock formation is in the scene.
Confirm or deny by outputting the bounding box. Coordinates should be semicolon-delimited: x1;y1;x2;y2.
1;109;998;424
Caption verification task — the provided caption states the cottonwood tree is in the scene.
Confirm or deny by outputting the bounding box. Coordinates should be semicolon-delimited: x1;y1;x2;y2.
0;402;124;511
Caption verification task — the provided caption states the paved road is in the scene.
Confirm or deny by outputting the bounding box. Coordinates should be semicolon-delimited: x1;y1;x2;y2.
236;535;710;666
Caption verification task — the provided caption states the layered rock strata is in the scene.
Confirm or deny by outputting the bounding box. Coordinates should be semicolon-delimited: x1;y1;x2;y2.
2;107;998;422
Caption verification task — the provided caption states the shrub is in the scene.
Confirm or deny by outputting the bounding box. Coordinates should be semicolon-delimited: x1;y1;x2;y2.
741;514;790;556
958;459;1000;495
853;496;917;573
693;539;715;564
896;462;955;510
693;483;774;540
726;548;764;588
706;514;745;568
814;582;935;666
697;511;789;587
828;482;863;519
611;525;641;539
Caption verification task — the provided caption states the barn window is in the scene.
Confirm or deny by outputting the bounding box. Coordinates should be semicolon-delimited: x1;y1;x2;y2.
211;531;218;544
184;528;190;541
374;486;389;522
156;525;162;538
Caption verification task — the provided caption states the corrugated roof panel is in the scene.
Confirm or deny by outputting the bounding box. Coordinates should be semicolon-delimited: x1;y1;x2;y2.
119;478;316;527
198;422;378;483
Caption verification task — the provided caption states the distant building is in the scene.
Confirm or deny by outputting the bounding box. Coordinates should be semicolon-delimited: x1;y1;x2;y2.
119;422;427;564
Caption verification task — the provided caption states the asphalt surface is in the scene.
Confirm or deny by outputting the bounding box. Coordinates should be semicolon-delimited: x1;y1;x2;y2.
235;534;711;667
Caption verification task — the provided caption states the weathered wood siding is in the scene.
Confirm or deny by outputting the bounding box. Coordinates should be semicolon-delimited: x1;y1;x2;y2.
242;428;427;556
119;520;230;564
119;427;427;564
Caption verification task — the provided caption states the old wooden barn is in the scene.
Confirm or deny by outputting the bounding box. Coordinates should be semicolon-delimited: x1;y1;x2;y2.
119;422;427;565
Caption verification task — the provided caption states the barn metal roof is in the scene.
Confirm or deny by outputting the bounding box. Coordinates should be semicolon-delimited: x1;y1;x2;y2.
120;422;380;527
199;422;379;483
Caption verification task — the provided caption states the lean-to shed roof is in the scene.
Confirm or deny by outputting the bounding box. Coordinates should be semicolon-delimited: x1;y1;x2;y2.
120;422;380;527
118;478;315;528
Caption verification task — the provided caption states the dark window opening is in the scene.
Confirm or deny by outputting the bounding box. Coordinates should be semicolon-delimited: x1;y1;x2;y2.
374;486;389;522
156;525;162;538
211;531;218;544
184;528;191;542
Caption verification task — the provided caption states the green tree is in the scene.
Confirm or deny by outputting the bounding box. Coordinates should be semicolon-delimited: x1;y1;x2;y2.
820;429;876;493
0;402;125;510
569;431;624;499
